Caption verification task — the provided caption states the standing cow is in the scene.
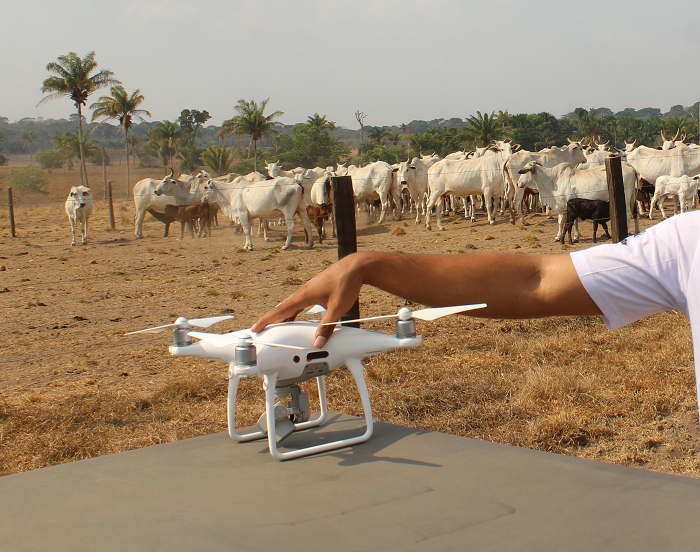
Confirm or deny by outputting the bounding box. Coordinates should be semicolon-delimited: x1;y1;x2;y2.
65;186;94;246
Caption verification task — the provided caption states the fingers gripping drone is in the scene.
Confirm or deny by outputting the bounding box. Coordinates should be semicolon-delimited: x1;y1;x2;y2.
129;303;486;460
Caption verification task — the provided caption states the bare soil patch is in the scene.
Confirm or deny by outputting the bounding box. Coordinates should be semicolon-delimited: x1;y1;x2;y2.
1;156;698;477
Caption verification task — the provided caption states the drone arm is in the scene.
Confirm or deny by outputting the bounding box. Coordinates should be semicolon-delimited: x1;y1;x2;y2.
227;367;266;443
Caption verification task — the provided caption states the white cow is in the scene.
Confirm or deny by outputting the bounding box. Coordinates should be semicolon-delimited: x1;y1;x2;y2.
649;175;700;219
393;156;441;224
516;161;639;242
426;144;514;229
335;161;402;223
626;142;700;186
265;161;296;178
133;171;189;238
504;140;588;225
201;177;314;251
65;186;94;246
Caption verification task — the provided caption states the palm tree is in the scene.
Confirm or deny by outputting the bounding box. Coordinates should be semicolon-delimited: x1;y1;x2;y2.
52;132;73;175
201;145;235;176
368;126;390;145
459;111;506;148
307;113;336;132
143;122;180;173
126;132;142;166
21;130;39;164
221;98;284;173
38;51;119;186
573;107;605;145
664;115;694;143
90;85;151;197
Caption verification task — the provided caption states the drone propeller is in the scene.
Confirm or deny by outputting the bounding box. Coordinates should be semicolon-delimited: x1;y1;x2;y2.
188;331;306;350
321;303;487;326
127;315;234;335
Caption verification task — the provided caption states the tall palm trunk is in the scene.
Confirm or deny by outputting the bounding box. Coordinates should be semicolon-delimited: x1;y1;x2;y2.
125;131;130;198
77;104;89;187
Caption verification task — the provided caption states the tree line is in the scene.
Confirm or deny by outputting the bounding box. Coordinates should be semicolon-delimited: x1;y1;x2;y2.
2;50;700;197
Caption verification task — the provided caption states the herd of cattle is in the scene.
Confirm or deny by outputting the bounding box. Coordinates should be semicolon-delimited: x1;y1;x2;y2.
63;129;700;248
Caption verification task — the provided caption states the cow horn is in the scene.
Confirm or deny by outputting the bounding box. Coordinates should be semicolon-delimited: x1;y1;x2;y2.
680;133;687;142
168;168;174;178
661;129;668;141
672;129;680;141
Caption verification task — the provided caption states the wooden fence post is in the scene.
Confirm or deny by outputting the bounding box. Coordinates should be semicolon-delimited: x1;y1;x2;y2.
107;180;115;230
331;175;360;325
102;147;108;200
8;187;16;238
605;155;628;243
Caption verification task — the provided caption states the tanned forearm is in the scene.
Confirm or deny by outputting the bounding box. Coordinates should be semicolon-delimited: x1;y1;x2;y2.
357;252;599;319
252;251;601;347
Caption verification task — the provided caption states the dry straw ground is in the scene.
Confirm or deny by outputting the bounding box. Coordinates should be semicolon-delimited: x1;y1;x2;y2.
1;154;698;478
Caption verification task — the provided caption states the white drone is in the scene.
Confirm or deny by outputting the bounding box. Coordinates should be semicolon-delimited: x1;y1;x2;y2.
128;303;486;460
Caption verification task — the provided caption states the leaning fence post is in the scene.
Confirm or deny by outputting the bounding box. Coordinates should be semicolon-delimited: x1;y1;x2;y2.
107;180;115;230
8;187;16;238
331;175;360;326
605;155;628;243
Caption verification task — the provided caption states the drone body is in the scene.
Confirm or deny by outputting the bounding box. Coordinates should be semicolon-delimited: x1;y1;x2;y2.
129;303;486;461
171;321;422;460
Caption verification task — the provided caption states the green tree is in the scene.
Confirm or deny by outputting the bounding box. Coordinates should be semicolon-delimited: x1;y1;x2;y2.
38;51;119;186
277;122;350;168
178;109;211;145
20;130;39;164
221;98;284;173
90;85;150;196
573;107;605;144
144;121;181;173
307;113;336;132
35;149;63;173
201;144;234;176
458;111;506;148
52;132;74;175
367;126;391;146
664;115;694;143
8;165;50;200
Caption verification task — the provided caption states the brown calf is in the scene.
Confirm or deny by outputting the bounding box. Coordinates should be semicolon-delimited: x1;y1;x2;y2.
163;202;212;240
304;204;329;244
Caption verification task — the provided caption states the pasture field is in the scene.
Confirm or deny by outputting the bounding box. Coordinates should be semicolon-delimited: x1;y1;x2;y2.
0;154;698;478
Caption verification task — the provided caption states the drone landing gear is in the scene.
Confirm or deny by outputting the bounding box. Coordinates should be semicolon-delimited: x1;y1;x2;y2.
227;358;374;460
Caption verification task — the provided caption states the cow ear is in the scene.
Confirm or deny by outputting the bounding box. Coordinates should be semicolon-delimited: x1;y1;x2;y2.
392;167;399;172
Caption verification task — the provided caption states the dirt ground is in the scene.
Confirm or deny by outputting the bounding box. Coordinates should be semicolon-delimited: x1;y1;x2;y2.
1;156;698;477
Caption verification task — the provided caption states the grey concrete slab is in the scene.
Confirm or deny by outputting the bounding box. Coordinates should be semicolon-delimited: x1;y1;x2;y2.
1;413;699;552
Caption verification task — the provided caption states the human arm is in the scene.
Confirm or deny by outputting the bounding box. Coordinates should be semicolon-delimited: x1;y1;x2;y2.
251;251;602;348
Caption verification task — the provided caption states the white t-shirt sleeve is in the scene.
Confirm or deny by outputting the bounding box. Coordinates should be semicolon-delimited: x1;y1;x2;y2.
570;212;700;330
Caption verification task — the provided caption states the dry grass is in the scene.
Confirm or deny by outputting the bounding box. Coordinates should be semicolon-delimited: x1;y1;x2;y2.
1;154;698;478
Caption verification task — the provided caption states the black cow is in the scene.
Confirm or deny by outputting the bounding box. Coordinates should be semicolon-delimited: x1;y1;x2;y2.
562;198;611;245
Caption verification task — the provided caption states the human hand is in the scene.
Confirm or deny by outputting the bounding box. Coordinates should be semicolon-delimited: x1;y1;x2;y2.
251;253;366;348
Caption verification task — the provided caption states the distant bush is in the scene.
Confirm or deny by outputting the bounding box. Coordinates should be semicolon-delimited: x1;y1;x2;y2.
8;165;49;200
35;149;63;173
0;154;7;167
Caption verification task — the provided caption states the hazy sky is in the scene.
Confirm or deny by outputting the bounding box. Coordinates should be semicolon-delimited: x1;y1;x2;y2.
3;0;700;129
